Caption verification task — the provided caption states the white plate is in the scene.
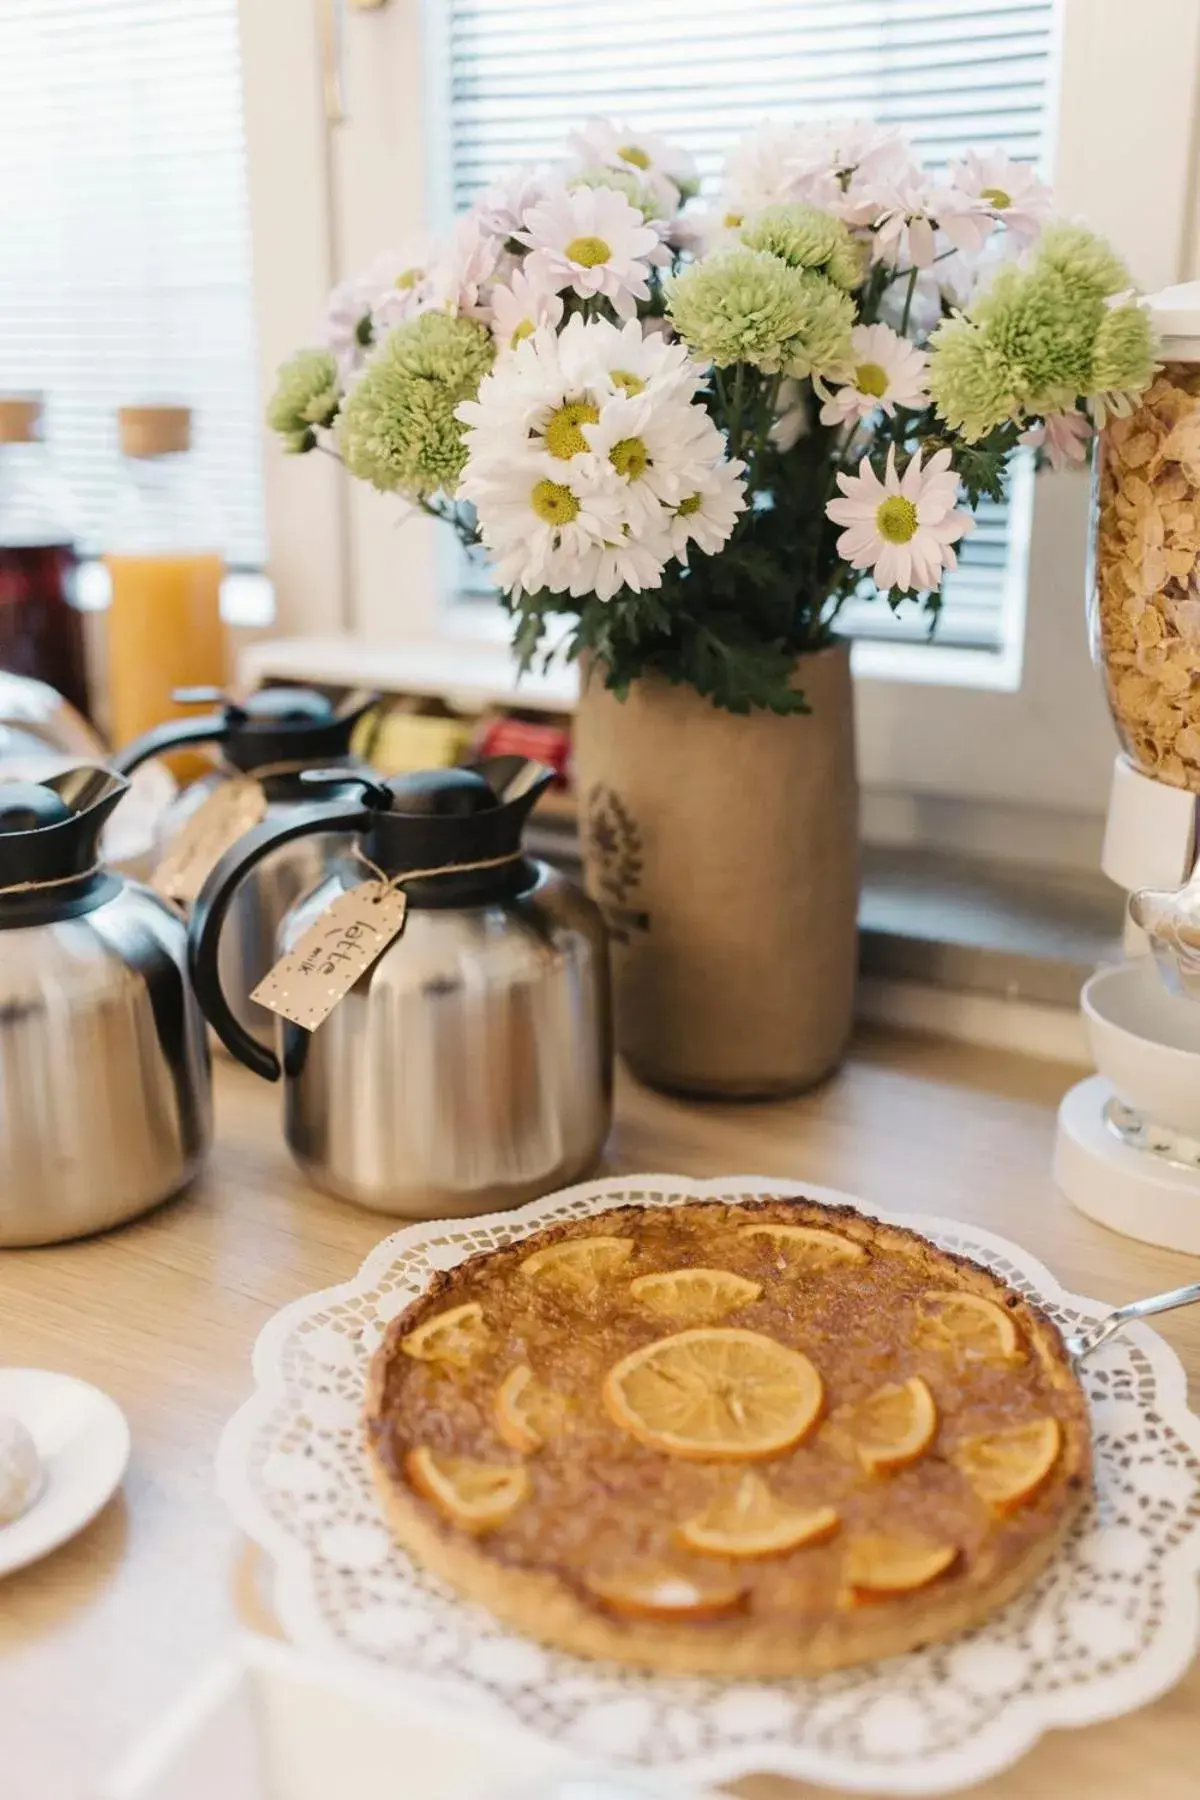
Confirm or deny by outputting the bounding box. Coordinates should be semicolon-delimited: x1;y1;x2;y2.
0;1368;130;1576
217;1173;1200;1797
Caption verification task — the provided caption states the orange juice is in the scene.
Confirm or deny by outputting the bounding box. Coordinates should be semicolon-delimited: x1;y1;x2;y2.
105;551;227;782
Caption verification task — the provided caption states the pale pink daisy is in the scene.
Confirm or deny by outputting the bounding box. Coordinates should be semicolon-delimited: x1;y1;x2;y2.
826;445;973;592
819;324;930;425
567;117;698;212
489;265;565;353
472;167;553;240
427;214;501;319
1019;409;1093;470
866;169;994;267
949;151;1052;248
518;186;661;320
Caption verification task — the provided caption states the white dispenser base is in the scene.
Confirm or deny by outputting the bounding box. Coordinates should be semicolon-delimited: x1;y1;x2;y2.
1055;1073;1200;1254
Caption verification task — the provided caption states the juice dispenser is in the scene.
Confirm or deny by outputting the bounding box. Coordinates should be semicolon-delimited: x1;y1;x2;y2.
104;405;226;782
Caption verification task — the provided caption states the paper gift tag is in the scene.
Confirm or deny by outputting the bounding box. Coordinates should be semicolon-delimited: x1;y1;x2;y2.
251;879;409;1030
153;777;268;904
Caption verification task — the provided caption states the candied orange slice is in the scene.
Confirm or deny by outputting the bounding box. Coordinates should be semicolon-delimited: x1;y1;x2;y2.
737;1222;867;1269
844;1535;958;1603
521;1235;634;1296
630;1267;762;1323
405;1447;529;1533
602;1327;823;1461
953;1417;1062;1513
917;1290;1021;1361
832;1376;938;1475
493;1365;567;1454
583;1566;747;1621
680;1473;840;1559
400;1302;489;1368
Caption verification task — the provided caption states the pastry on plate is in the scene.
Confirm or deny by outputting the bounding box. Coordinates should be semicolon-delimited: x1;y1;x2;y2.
364;1197;1091;1677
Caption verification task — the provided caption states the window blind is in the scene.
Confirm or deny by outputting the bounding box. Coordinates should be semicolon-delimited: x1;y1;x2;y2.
0;0;265;568
444;0;1057;652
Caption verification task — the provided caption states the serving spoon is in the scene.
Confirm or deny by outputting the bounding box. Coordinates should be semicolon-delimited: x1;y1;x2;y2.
1065;1278;1200;1363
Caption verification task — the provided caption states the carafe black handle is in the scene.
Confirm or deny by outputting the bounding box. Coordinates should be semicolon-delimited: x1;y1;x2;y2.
113;689;245;776
188;800;370;1080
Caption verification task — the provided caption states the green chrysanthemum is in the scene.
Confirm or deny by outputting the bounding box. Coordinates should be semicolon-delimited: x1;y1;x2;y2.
972;263;1104;406
666;249;854;377
266;349;340;454
929;221;1154;440
568;168;665;220
928;315;1026;440
1034;222;1133;303
338;312;494;498
1090;302;1157;396
740;204;864;291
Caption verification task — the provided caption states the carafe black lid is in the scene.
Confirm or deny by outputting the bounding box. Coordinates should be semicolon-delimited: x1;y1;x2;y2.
0;766;128;892
214;686;378;773
0;781;74;834
299;756;553;889
114;686;379;778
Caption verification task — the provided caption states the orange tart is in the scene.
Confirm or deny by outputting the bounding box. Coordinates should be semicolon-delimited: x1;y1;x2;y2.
364;1197;1090;1677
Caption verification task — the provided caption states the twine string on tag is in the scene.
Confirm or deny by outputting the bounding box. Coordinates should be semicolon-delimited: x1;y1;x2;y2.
0;863;102;900
347;843;524;898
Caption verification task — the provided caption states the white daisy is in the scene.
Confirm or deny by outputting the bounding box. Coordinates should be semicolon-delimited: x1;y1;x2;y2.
580;389;725;528
665;458;748;561
819;324;930;425
557;314;704;403
566;529;674;602
825;445;973;592
1019;409;1093;470
462;456;629;597
456;325;581;452
949;151;1052;248
489;266;565;354
568;117;698;212
518;187;662;320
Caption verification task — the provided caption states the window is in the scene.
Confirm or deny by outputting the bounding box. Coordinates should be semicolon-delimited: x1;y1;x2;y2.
441;0;1058;656
245;0;1200;844
0;0;265;568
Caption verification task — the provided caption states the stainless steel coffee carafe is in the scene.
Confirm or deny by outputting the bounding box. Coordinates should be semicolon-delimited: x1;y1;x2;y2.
116;685;377;1050
189;759;612;1217
0;766;211;1244
0;670;106;765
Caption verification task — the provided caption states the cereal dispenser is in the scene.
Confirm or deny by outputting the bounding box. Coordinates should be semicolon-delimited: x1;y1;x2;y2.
1056;281;1200;1253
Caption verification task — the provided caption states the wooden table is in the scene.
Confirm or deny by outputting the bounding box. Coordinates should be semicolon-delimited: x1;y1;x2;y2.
2;1031;1198;1799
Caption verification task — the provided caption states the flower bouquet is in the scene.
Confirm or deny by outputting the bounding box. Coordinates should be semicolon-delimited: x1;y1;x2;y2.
268;116;1156;1098
270;115;1155;717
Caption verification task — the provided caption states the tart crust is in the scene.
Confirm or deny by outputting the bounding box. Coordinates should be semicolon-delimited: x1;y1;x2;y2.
365;1198;1091;1678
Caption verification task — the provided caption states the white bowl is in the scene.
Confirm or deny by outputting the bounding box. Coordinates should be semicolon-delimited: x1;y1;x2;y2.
1082;958;1200;1134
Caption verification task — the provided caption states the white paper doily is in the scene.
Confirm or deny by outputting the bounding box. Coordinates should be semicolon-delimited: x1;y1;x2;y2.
216;1175;1200;1795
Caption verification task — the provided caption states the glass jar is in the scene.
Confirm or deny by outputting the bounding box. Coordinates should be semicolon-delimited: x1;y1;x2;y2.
1088;284;1200;791
0;395;90;719
103;404;227;781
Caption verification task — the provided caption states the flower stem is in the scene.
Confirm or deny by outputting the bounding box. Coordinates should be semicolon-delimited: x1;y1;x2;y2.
746;371;783;487
899;267;919;336
728;362;747;457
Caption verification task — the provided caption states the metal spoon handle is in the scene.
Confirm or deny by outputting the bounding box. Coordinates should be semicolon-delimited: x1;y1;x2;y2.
1073;1279;1200;1359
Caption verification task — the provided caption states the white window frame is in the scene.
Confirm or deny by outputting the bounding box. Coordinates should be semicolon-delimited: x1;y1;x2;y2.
239;0;1200;855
